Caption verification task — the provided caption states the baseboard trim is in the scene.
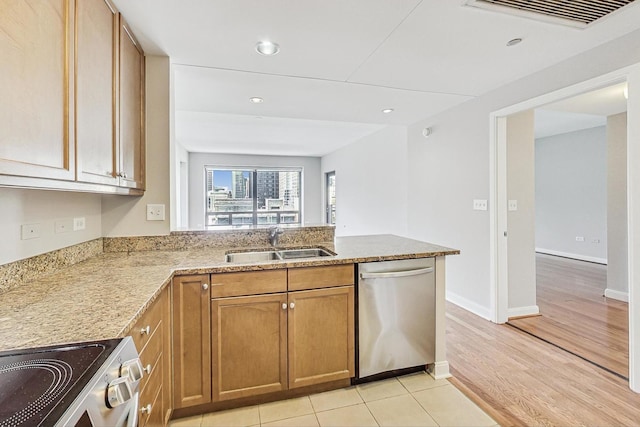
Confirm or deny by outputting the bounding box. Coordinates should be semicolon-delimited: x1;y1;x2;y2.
604;288;629;302
507;305;540;319
446;291;492;321
535;247;607;265
428;361;451;380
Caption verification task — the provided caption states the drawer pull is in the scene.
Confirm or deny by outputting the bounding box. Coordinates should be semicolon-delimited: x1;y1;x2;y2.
290;302;295;309
282;303;287;310
202;283;209;290
143;364;152;374
140;326;150;335
140;404;152;414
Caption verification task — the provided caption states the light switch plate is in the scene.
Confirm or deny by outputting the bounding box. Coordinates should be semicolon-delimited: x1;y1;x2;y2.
147;204;165;221
473;199;488;211
508;200;518;211
73;217;86;231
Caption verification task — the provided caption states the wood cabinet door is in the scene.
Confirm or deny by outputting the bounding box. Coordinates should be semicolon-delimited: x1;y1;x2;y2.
118;16;145;190
172;275;211;409
75;0;118;185
0;0;75;181
212;293;288;401
288;286;355;389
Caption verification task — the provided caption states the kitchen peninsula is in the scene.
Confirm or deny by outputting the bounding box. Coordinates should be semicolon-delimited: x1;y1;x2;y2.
0;227;458;422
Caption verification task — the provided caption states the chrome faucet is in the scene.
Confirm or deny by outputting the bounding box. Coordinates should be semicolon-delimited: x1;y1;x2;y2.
269;226;283;246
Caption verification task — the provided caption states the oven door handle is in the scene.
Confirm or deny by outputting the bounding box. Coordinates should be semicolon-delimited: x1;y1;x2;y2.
127;392;140;427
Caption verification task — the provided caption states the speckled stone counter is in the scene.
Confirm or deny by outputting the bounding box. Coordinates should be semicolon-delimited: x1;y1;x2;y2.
0;234;458;352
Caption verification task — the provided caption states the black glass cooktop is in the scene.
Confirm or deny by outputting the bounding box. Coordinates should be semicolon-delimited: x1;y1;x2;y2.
0;339;121;427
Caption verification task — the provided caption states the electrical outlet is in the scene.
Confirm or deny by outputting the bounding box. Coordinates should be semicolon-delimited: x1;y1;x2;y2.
55;219;73;234
146;204;165;221
592;238;600;243
508;200;518;211
576;236;585;242
73;217;86;231
473;199;488;211
21;223;41;240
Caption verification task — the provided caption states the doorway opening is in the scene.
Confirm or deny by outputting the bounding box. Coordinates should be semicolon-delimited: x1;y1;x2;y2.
507;91;629;378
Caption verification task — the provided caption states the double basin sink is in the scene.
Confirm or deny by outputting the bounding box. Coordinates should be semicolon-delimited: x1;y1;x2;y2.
225;247;334;263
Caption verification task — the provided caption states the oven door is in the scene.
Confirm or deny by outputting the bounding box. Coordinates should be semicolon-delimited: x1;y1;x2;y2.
70;391;140;427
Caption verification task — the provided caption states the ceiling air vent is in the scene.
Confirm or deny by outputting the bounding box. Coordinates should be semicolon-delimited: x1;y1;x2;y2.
463;0;637;28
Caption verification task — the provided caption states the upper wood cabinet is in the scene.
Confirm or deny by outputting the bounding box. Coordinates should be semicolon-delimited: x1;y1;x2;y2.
75;0;119;186
0;0;75;181
0;1;145;194
118;17;145;190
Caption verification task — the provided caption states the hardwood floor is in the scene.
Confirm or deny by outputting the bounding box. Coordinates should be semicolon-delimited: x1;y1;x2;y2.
508;253;628;378
446;302;640;426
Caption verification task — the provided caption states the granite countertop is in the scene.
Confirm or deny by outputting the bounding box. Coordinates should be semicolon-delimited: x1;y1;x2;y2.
0;234;458;352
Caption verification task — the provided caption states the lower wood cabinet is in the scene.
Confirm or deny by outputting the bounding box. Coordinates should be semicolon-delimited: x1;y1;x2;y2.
172;274;211;409
131;285;171;426
288;286;355;389
173;264;355;409
211;293;288;401
210;265;355;401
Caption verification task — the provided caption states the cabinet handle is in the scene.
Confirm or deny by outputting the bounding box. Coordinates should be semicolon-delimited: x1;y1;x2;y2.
290;302;295;309
202;283;209;290
143;364;152;374
140;404;152;414
140;326;150;335
282;303;287;310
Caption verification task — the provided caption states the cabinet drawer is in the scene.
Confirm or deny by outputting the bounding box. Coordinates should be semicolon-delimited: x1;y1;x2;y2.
211;270;287;298
140;352;163;421
288;264;355;291
131;295;163;352
138;325;162;393
140;384;162;427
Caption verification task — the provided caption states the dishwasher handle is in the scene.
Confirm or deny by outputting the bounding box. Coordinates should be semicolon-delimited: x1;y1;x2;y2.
360;266;433;280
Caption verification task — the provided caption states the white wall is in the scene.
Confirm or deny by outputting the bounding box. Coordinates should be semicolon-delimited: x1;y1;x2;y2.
407;27;640;319
102;56;171;237
188;153;322;229
321;126;408;238
0;188;102;265
535;126;608;263
607;113;628;299
507;110;537;314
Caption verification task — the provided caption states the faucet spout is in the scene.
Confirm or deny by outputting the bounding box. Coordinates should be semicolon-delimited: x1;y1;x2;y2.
269;226;284;246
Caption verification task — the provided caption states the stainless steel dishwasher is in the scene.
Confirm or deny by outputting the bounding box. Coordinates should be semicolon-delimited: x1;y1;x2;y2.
357;258;435;379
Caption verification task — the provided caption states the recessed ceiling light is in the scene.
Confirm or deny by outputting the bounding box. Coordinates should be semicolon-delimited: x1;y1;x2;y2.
382;108;394;114
256;41;280;56
249;97;264;104
506;38;523;47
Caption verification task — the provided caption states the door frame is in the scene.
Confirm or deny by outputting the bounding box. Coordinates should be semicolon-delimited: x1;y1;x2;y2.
489;63;640;391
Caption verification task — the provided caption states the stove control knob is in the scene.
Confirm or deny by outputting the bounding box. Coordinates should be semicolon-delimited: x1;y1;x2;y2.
121;358;144;383
106;377;133;408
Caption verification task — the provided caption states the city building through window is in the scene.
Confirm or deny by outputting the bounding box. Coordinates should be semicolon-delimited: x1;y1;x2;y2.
205;167;302;227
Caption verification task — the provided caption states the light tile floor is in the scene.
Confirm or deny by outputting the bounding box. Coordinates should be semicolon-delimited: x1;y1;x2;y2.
170;372;499;427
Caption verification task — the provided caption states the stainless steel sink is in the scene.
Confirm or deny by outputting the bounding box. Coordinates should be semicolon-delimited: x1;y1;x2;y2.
278;248;333;259
225;251;281;263
225;247;334;263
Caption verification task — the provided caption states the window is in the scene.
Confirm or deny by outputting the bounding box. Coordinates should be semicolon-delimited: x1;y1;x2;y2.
205;167;302;227
326;171;336;225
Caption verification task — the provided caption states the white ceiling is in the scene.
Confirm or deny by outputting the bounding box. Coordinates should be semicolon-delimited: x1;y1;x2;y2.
111;0;640;156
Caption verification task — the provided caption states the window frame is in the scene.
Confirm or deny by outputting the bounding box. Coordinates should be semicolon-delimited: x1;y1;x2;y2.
204;165;303;228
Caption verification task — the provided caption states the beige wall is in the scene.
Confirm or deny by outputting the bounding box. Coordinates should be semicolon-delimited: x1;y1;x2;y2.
507;110;537;313
607;112;628;299
102;56;171;237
